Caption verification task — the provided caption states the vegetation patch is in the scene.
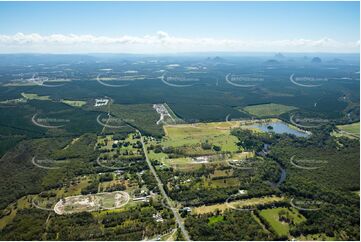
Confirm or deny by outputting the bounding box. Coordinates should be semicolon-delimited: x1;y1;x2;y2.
61;99;87;107
333;122;360;138
192;196;285;214
243;103;297;117
162;121;242;153
21;92;51;101
259;207;306;237
208;215;224;225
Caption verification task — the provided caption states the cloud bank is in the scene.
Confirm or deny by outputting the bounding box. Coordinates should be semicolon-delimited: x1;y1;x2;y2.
0;31;358;53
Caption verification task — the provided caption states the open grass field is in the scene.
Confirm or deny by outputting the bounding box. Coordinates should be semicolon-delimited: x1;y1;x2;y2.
163;121;241;152
148;149;169;162
200;177;240;189
335;122;360;138
259;207;306;237
192;196;285;215
55;176;92;198
61;99;86;107
0;97;27;104
0;196;32;230
21;92;50;101
208;215;224;225
54;191;129;215
242;103;297;117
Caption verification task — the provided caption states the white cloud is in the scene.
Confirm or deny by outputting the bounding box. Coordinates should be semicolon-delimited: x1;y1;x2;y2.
0;31;358;53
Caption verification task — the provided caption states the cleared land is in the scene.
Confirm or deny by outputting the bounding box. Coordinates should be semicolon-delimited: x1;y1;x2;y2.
54;191;129;215
163;121;241;152
96;133;143;162
0;98;27;104
334;122;360;138
147;120;273;170
208;215;224;225
61;99;86;107
192;196;285;214
21;92;50;101
243;103;297;117
259;207;306;237
161;152;254;171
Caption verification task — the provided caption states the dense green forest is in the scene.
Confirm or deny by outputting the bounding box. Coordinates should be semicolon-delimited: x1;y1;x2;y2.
0;54;359;240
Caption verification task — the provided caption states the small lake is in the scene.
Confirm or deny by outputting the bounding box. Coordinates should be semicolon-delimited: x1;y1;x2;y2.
249;121;310;137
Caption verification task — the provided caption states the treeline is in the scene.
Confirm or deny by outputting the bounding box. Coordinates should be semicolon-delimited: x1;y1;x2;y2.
185;209;271;240
0;209;48;240
268;125;360;240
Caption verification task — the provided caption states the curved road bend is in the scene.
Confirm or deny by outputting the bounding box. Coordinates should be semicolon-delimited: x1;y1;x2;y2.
138;130;190;241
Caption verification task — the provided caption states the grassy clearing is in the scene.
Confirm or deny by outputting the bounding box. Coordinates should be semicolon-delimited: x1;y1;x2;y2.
243;103;297;117
21;92;50;101
160;152;254;171
201;177;240;189
208;215;224;225
334;122;360;138
0;195;32;229
96;133;142;160
61;99;86;107
163;121;241;152
259;207;306;237
148;149;168;162
192;196;285;215
0;98;27;104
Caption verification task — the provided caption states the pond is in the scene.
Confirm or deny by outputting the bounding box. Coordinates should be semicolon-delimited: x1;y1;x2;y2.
249;121;310;137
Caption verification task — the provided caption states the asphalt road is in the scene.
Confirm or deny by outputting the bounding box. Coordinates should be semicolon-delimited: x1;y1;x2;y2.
138;130;190;241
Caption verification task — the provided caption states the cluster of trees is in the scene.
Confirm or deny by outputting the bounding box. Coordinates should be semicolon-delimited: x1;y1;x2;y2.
155;159;280;206
268;123;360;239
185;209;271;240
51;133;98;161
81;179;99;195
201;141;221;152
104;183;126;192
110;140;142;149
156;166;239;206
169;186;239;206
141;170;159;193
0;202;175;240
148;141;222;159
231;128;275;152
290;203;360;240
0;209;48;240
46;212;103;240
99;173;113;182
0;136;76;209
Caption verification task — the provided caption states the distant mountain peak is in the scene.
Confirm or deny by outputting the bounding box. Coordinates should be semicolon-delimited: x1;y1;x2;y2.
274;52;285;59
311;57;322;63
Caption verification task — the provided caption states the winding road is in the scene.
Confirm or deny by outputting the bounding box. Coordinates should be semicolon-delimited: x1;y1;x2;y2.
138;130;190;241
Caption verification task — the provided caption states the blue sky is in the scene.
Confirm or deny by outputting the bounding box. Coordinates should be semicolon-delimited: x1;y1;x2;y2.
0;1;359;53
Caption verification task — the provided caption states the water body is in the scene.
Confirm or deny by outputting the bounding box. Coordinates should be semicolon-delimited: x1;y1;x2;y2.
250;121;310;137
